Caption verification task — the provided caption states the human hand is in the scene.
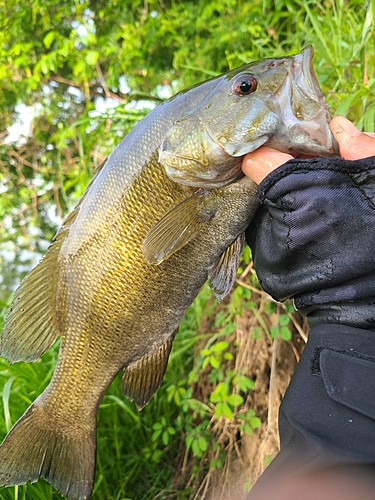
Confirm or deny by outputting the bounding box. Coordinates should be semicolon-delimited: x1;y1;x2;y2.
243;116;375;486
242;116;375;183
245;144;375;328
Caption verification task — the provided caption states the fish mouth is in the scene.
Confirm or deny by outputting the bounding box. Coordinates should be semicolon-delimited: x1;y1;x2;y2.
287;46;339;156
292;46;330;120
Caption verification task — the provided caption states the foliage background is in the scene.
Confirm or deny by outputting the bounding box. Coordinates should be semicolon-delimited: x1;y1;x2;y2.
0;0;374;498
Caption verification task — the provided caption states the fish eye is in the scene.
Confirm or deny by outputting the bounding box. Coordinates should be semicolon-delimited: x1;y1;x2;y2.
232;75;257;96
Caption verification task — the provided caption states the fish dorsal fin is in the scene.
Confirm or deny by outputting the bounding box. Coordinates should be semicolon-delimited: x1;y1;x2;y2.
142;191;214;264
208;233;245;302
1;232;66;363
1;160;108;364
122;332;177;410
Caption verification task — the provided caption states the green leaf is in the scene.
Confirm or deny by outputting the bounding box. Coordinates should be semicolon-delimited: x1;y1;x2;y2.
270;326;279;339
227;394;244;407
234;374;255;392
162;430;169;445
166;385;175;403
186;435;193;450
209;355;220;369
336;94;357;115
152;429;162;441
43;31;57;48
202;356;210;369
243;423;253;435
200;349;211;356
211;341;229;352
173;390;181;406
280;326;292;341
85;50;99;66
222;403;233;419
198;436;207;452
284;301;295;313
210;458;223;469
222;322;238;335
213;382;229;399
40;58;49;75
192;438;203;457
215;402;224;419
210;391;222;403
250;416;262;428
278;314;290;326
151;449;163;463
363;105;375;133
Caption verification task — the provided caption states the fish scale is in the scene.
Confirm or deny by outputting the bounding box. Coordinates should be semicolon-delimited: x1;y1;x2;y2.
0;46;338;499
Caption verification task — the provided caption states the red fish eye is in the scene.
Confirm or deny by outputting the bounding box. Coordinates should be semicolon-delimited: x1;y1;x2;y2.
232;75;257;95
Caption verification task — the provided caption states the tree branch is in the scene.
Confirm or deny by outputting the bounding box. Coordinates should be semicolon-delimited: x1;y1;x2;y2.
50;75;163;104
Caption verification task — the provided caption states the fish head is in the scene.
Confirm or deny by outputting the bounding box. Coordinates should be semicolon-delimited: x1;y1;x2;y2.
159;46;339;188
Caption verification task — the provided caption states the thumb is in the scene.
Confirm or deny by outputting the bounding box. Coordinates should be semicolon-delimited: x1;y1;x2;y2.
242;147;293;184
330;116;375;160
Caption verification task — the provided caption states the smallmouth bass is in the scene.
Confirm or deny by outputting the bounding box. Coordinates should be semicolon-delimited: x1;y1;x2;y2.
0;46;337;499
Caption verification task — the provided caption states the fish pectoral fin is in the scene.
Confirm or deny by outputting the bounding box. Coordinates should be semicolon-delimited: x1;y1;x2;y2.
208;233;245;302
1;233;65;363
142;191;214;264
122;331;177;410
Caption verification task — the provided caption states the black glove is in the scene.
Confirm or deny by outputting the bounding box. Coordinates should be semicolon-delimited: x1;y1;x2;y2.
244;156;375;499
246;155;375;329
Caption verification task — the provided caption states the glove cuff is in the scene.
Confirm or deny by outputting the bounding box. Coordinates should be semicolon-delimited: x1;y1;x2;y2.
297;299;375;330
256;154;375;203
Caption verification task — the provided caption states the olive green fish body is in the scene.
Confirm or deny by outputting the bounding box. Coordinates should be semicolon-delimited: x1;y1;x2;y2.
45;159;258;418
0;47;338;499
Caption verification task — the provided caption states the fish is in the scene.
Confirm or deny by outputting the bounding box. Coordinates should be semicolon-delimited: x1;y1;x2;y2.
0;46;338;500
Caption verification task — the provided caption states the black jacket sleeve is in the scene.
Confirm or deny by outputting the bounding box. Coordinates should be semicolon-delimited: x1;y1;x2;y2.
245;156;375;498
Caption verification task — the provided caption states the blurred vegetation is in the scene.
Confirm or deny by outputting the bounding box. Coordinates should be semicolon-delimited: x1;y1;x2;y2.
0;0;374;498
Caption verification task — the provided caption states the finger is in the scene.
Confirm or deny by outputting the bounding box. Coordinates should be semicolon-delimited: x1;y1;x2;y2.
330;116;375;160
242;146;293;184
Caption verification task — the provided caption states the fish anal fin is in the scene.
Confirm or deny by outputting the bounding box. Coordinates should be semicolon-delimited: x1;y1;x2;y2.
208;233;245;302
142;191;214;264
1;235;64;363
122;332;177;410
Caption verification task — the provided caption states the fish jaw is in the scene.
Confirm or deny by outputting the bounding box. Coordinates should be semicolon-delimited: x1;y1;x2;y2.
266;46;339;156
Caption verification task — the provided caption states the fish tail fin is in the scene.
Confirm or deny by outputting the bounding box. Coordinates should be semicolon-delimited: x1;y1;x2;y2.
0;401;96;499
